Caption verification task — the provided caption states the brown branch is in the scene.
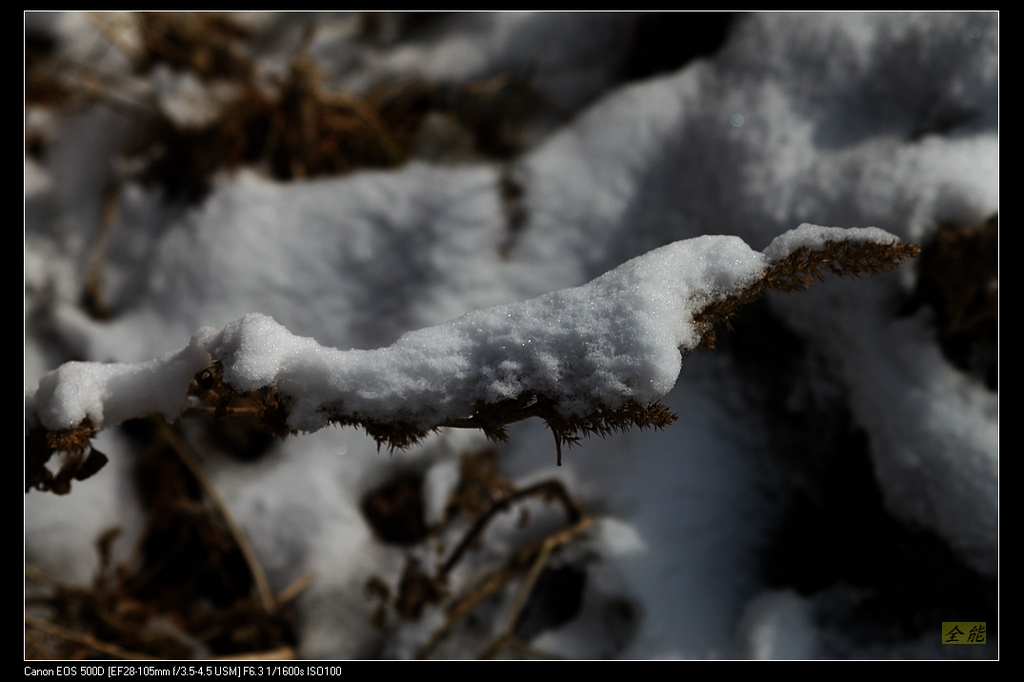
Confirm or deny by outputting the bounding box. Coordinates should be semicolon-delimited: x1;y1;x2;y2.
81;184;121;321
477;516;594;659
275;572;315;605
25;614;162;661
155;423;276;615
694;238;921;349
441;479;583;578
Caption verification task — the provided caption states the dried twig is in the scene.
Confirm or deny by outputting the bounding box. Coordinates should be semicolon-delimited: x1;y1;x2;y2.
409;464;591;660
441;479;582;577
155;422;276;614
81;185;119;319
412;517;593;659
25;614;162;661
477;516;594;659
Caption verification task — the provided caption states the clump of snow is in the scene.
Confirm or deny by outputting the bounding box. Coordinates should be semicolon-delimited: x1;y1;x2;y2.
26;345;209;431
29;229;778;434
203;232;768;431
151;66;242;128
762;224;900;261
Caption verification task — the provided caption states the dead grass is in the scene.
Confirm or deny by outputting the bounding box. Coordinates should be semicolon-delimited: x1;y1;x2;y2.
26;419;303;660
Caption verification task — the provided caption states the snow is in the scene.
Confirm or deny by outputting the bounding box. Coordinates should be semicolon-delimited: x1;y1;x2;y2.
736;590;818;660
25;11;997;660
762;224;898;260
30;231;774;434
28;224;902;437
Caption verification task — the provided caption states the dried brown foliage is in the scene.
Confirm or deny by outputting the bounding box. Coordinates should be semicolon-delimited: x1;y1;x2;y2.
327;393;677;467
26;421;105;495
133;12;253;81
362;450;593;659
695;237;921;349
26;13;547;203
134;61;542;201
26;420;303;660
904;214;997;389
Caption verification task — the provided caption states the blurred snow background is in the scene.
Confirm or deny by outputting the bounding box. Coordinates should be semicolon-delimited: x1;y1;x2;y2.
25;11;997;659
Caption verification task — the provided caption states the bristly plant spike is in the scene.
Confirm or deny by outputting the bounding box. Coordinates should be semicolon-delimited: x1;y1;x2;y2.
25;224;918;491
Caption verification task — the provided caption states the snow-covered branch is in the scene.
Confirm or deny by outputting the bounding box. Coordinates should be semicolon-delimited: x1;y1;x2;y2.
26;224;918;492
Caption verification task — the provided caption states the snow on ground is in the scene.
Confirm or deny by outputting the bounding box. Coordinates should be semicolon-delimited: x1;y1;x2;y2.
25;12;997;659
